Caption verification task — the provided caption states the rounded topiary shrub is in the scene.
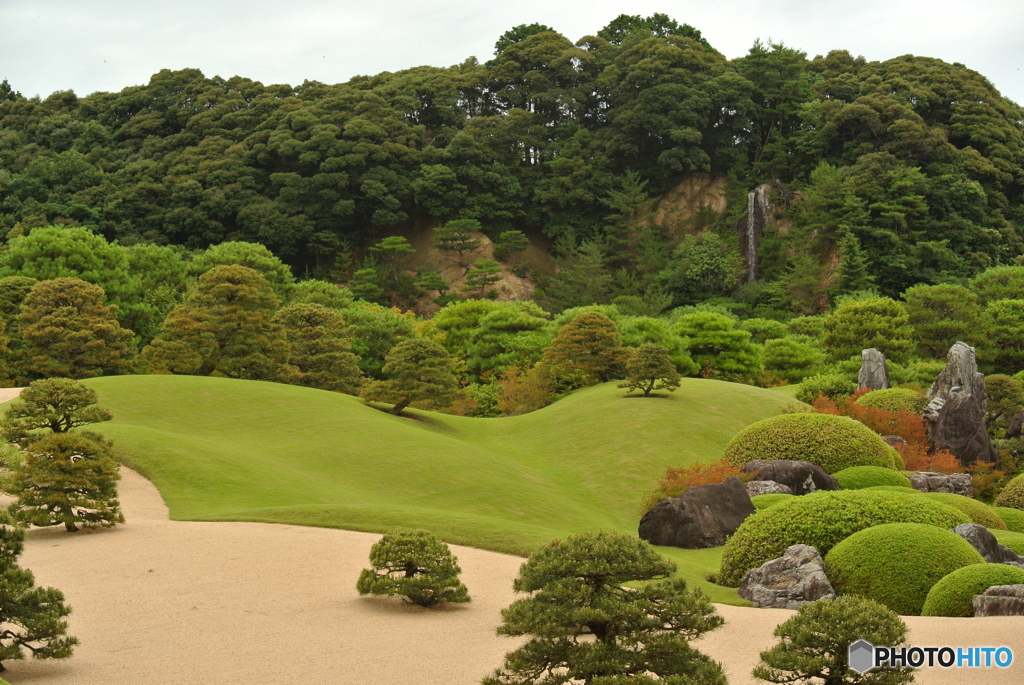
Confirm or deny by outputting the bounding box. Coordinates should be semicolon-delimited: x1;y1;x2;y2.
824;523;984;615
995;474;1024;510
751;493;795;510
834;466;913;490
796;374;856;404
717;490;970;587
864;485;920;494
994;506;1024;533
922;563;1024;617
992;530;1024;555
920;492;1007;530
855;388;929;414
723;413;901;474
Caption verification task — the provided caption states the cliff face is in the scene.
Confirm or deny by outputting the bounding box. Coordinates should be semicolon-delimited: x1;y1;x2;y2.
645;175;728;236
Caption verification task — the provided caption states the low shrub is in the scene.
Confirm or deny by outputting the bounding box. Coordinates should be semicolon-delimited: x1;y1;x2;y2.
991;530;1024;555
717;490;970;587
920;492;1006;530
856;388;929;414
796;374;855;404
750;493;795;510
922;563;1024;617
644;458;747;511
995;473;1024;510
824;523;984;615
356;529;470;607
863;485;920;494
723;413;901;474
994;506;1024;533
834;466;912;490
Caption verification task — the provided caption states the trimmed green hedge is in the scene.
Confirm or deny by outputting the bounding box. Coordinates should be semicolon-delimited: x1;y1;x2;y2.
995;474;1024;510
723;413;901;474
750;493;795;510
796;374;855;404
717;490;970;587
855;388;929;413
991;530;1024;555
994;507;1024;533
825;523;984;615
922;563;1024;617
920;493;1007;530
834;466;912;490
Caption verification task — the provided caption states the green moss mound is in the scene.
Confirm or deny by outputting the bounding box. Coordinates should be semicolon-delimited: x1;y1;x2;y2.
995;473;1024;510
855;388;929;413
921;492;1007;530
994;507;1024;533
863;485;919;493
992;530;1024;555
824;523;984;615
922;563;1024;617
718;490;970;587
750;493;795;510
834;466;912;490
723;413;901;474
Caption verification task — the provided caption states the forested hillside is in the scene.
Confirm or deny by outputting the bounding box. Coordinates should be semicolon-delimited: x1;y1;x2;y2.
2;13;1022;316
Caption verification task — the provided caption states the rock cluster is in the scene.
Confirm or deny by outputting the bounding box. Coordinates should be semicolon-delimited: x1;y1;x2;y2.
638;476;754;549
740;460;839;496
925;342;997;466
738;544;836;609
907;471;973;497
973;585;1024;617
951;524;1024;567
745;480;792;497
858;348;890;390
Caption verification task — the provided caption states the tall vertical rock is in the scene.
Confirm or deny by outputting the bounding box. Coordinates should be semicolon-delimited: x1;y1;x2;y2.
858;348;890;390
924;342;997;467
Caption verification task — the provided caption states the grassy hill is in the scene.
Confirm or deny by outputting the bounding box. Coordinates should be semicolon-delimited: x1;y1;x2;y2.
77;375;797;603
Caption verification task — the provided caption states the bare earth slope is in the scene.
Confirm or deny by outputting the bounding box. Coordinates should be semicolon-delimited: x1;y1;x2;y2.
7;469;1022;684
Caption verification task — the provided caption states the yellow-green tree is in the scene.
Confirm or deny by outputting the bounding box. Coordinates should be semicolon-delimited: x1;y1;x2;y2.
273;303;362;394
361;338;458;415
542;311;629;389
619;343;681;396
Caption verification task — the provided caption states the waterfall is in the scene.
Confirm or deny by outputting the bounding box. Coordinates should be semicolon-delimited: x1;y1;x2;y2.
746;189;758;281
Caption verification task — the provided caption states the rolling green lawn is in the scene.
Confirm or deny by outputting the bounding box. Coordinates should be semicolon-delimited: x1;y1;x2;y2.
75;375;798;603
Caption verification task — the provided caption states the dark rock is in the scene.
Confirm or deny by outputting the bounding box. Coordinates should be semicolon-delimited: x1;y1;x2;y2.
740;460;840;496
951;523;1024;564
738;544;836;609
1007;409;1024;439
925;342;998;467
908;471;973;497
973;584;1024;617
881;435;908;448
858;348;891;390
746;480;793;497
638;476;755;549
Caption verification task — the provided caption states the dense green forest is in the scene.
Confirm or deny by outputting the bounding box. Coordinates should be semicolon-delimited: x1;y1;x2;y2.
1;13;1022;316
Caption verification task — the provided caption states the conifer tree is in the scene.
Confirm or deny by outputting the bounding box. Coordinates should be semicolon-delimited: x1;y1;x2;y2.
483;531;726;685
0;512;78;671
0;378;112;448
7;432;123;532
273;303;362;394
460;259;502;298
619;343;682;396
17;278;135;380
433;219;481;269
361;338;458;415
356;529;470;607
143;265;290;380
542;311;629;387
369;236;416;281
492;230;530;267
836;232;876;295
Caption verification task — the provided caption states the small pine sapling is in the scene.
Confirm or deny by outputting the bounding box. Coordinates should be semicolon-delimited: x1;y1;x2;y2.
460;259;502;299
356;529;470;607
619;343;682;396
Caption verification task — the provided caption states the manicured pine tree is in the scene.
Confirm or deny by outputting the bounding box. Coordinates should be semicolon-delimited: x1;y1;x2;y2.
361;338;458;415
0;377;112;448
483;531;726;685
356;529;470;607
492;230;530;268
619;343;681;396
460;259;502;298
0;511;78;671
7;432;123;532
369;236;416;282
542;311;629;385
273;303;363;394
17;277;135;380
433;219;481;269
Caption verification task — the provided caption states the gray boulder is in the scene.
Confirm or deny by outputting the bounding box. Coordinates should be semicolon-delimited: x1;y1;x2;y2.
738;544;836;609
925;342;998;467
638;476;754;549
908;471;973;497
951;523;1024;565
973;585;1024;617
858;348;891;390
1006;409;1024;439
740;460;839;495
746;480;793;497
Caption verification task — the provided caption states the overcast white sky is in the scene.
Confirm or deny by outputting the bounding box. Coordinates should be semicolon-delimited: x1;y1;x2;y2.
2;0;1023;105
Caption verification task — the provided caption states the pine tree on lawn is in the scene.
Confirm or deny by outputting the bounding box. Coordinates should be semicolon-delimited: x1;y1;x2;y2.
619;343;682;396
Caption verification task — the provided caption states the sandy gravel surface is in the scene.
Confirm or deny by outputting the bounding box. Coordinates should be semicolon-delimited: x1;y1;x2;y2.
2;468;1020;684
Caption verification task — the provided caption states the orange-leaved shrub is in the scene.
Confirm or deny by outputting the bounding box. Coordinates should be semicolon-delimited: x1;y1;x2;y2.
643;458;750;512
